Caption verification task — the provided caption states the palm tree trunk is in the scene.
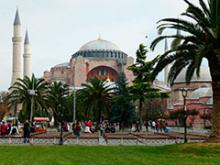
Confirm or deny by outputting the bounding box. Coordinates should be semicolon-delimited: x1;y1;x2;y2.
208;58;220;141
54;112;59;127
139;99;143;131
95;108;101;131
209;80;220;141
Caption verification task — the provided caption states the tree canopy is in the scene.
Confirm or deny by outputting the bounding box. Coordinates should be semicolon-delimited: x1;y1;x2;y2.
150;0;220;141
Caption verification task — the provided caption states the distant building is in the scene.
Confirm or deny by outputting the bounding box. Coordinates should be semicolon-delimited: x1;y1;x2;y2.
167;66;212;129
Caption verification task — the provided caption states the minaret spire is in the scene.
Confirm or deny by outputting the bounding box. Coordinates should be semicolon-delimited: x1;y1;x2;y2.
14;8;21;26
24;30;30;45
23;30;31;78
11;8;22;85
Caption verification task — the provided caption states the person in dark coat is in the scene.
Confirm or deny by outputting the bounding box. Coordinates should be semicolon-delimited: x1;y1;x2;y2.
23;120;30;143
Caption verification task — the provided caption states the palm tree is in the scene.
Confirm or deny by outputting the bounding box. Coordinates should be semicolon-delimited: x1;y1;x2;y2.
78;78;115;128
47;81;69;126
129;44;168;131
8;74;48;121
111;72;136;130
150;0;220;141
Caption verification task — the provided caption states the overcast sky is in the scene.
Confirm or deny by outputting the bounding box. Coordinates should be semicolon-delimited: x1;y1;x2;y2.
0;0;199;91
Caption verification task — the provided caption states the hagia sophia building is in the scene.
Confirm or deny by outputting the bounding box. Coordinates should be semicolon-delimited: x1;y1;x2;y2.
10;9;213;129
43;36;134;87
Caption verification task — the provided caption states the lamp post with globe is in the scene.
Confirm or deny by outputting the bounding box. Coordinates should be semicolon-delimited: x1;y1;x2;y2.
28;81;37;122
73;86;76;123
181;88;188;143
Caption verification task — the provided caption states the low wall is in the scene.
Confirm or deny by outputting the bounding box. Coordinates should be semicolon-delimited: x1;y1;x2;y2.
0;137;205;145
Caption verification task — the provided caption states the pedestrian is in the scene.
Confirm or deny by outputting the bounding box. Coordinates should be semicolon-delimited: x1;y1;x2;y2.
156;121;160;133
144;120;148;132
151;120;156;132
135;121;140;132
0;121;8;135
9;121;19;135
63;121;68;132
23;120;30;143
99;122;104;137
84;120;91;133
74;121;81;137
87;120;93;133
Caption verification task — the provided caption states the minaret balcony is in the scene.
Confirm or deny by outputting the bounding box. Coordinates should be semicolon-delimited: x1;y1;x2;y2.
12;37;22;42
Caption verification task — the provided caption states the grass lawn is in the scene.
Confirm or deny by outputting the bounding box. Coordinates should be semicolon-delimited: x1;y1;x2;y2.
0;143;219;165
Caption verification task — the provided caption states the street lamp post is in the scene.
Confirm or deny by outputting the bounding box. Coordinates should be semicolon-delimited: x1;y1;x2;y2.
28;89;36;122
59;113;64;145
181;88;188;143
73;86;76;123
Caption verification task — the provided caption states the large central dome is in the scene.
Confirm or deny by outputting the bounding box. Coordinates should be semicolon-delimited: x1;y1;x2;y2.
72;38;127;61
79;38;120;51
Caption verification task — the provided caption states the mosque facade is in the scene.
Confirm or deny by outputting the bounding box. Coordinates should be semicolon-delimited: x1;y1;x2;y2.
43;37;134;87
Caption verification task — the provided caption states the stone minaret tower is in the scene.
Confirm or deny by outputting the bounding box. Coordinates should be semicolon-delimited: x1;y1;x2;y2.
164;38;169;86
11;9;22;85
23;30;31;78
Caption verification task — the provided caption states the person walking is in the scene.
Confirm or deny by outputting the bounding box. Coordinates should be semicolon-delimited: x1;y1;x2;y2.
74;121;81;137
23;120;30;143
99;122;104;137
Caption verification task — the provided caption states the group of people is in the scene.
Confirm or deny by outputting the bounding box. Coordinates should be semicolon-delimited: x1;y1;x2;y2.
151;119;170;133
0;120;19;136
71;120;116;137
134;119;171;133
60;120;93;137
0;119;30;143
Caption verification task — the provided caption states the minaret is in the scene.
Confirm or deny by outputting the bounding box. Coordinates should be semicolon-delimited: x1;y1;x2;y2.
23;30;31;78
11;9;22;85
164;38;169;86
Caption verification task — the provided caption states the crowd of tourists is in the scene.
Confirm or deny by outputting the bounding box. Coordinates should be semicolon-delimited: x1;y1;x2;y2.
0;118;171;144
0;120;19;136
59;120;117;138
148;119;171;133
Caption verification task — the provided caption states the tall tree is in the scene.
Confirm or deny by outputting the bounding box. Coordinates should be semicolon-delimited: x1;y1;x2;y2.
150;0;220;141
8;74;48;121
129;44;168;130
78;78;115;128
111;72;136;130
47;81;69;126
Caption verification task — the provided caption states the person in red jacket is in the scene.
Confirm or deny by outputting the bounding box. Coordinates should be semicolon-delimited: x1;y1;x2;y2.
0;121;8;135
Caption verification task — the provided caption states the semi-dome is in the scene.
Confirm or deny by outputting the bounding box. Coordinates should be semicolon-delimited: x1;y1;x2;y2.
72;38;127;61
174;66;211;83
54;62;70;68
79;38;120;51
191;87;212;99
